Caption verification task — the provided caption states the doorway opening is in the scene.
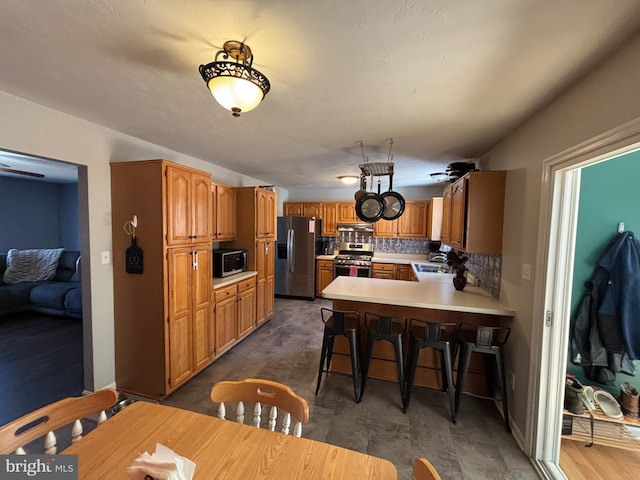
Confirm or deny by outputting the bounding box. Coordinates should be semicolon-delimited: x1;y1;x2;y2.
529;117;640;478
0;148;93;424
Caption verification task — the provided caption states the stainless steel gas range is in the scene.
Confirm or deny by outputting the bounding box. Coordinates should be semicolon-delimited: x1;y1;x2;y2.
333;242;373;278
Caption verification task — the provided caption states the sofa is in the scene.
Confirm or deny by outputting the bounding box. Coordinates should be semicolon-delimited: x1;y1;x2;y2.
0;249;82;319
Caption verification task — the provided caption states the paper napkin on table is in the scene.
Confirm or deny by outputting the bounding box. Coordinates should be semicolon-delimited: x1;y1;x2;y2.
127;443;196;480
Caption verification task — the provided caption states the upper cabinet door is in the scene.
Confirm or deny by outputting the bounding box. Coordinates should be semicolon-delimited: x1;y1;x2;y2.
449;180;466;249
191;172;211;243
284;202;304;216
216;184;236;241
166;166;211;245
256;189;276;239
397;201;428;237
166;166;192;245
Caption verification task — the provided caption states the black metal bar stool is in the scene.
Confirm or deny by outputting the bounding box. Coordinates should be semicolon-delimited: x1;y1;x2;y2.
454;322;511;432
315;308;362;403
403;320;457;423
360;313;407;405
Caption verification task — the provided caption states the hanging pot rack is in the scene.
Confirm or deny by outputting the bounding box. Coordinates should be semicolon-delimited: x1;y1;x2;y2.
354;139;405;222
358;139;394;177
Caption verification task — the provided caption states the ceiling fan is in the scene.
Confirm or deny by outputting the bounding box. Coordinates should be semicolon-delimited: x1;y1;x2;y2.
430;161;477;182
0;162;45;178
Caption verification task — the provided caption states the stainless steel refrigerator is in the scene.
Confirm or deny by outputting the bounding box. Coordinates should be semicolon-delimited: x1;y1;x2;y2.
275;216;322;299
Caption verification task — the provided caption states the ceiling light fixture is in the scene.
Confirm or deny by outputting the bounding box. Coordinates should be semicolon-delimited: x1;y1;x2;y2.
338;175;359;185
199;40;271;117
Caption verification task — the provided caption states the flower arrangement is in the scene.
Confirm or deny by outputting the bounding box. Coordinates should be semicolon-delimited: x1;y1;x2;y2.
446;250;468;278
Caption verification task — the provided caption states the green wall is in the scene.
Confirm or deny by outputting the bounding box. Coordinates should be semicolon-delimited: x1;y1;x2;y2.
568;149;640;393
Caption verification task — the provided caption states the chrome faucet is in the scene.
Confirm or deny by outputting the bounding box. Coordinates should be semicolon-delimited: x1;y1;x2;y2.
428;253;448;264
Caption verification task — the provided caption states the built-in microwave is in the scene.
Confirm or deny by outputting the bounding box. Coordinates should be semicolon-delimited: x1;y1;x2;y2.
213;248;248;277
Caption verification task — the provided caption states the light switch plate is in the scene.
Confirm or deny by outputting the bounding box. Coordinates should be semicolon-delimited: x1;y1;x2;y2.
101;251;111;264
522;263;531;281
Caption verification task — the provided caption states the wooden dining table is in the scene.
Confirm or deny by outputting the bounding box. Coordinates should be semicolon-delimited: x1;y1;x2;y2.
63;401;397;479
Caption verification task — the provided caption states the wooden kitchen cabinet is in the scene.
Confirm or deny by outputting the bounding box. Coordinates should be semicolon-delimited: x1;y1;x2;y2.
214;284;237;355
232;187;277;325
284;202;304;216
322;202;338;236
398;201;428;237
283;202;323;218
213;276;257;356
236;277;257;339
395;264;415;281
110;160;213;400
444;171;506;254
427;197;443;241
256;188;276;239
166;164;211;246
374;201;428;238
441;186;452;245
338;202;357;223
211;182;236;241
316;259;334;295
372;262;395;279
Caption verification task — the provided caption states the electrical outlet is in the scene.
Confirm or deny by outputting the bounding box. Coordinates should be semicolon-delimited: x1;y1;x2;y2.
522;263;531;281
510;371;516;391
101;251;111;265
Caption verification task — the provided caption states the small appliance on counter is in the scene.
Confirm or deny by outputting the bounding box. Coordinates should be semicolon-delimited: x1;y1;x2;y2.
275;216;322;299
213;248;248;277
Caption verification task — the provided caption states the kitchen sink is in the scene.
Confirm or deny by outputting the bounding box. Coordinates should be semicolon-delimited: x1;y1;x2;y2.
414;263;448;273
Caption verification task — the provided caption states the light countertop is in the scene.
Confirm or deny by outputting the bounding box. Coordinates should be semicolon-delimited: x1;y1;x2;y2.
316;253;438;264
213;271;257;289
321;275;515;317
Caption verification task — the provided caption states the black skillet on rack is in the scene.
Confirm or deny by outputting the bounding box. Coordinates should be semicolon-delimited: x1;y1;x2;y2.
355;175;385;222
380;173;405;220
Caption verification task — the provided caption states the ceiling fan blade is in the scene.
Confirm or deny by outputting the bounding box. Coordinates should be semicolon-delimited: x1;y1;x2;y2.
0;167;45;178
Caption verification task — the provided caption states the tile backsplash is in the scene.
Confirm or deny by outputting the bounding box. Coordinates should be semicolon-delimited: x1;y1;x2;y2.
320;236;435;255
467;252;502;298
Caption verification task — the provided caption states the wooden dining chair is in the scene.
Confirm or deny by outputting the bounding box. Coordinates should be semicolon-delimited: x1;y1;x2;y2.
0;388;118;454
210;378;309;437
412;457;442;480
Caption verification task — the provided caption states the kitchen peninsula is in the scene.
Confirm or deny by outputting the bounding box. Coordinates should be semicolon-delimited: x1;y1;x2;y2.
321;273;515;395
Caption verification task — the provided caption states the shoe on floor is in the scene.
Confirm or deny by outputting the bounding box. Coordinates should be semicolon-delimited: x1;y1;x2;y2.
564;377;584;414
619;382;639;418
594;390;624;419
582;385;596;411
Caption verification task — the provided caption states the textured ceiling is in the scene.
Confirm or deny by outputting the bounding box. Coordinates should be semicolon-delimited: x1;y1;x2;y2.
1;1;639;187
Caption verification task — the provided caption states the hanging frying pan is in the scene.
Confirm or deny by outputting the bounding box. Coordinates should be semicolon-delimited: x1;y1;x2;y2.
380;173;405;220
354;175;367;201
355;177;384;222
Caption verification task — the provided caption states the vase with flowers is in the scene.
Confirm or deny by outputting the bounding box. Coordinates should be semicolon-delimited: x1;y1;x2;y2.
447;250;469;291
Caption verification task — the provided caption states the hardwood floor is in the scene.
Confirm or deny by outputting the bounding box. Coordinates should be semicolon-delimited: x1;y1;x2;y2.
560;439;640;479
0;313;84;426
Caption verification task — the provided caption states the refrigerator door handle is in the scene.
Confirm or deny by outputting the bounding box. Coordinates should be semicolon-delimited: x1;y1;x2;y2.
288;228;295;273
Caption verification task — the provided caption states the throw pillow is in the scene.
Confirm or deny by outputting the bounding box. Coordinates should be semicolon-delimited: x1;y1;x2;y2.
3;248;65;284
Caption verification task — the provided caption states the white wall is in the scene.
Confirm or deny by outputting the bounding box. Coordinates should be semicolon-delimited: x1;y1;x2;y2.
0;91;271;390
484;33;640;437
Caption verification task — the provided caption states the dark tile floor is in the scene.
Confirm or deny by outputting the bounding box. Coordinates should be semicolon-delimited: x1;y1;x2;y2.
164;297;540;480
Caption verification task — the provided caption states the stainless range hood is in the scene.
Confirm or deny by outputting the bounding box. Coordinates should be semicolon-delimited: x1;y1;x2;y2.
337;223;374;233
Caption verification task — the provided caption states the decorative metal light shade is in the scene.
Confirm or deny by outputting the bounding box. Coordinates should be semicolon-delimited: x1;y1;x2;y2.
199;40;271;117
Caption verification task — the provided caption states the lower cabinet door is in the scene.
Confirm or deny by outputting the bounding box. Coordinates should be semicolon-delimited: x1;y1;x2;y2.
237;287;256;338
167;248;194;389
215;296;237;354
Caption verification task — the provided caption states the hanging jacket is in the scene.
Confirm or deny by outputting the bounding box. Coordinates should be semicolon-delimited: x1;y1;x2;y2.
572;231;639;383
597;231;640;359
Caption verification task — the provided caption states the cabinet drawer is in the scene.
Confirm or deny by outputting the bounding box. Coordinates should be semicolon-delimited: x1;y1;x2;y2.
372;263;394;272
237;277;256;293
317;260;334;268
215;284;237;301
